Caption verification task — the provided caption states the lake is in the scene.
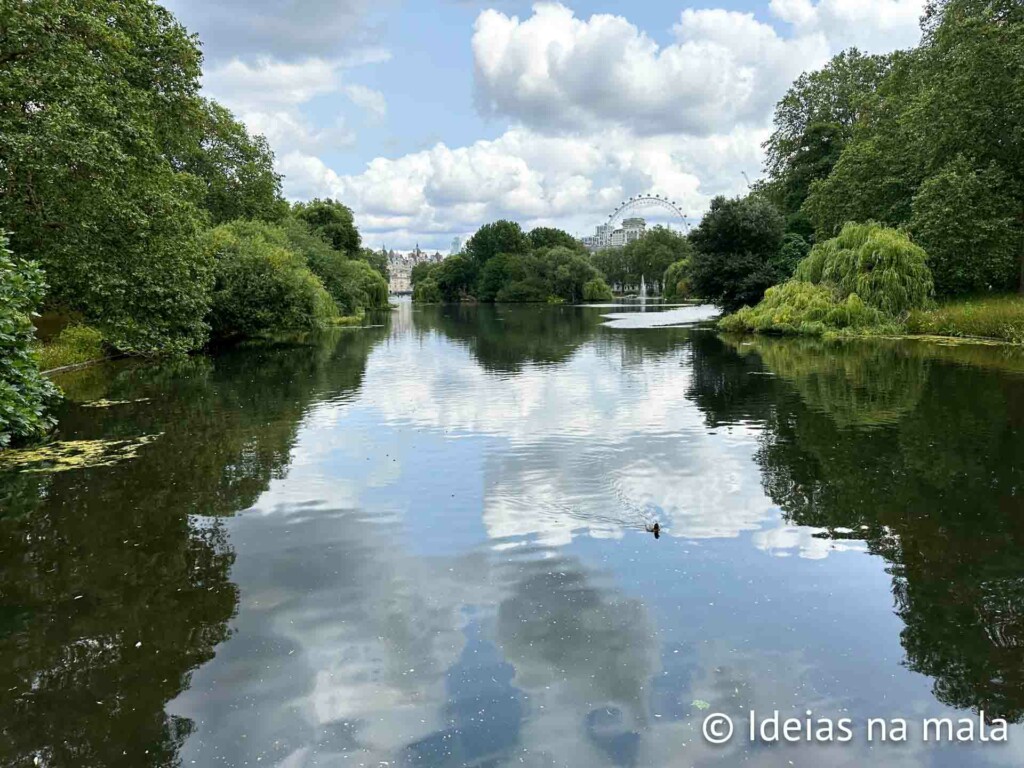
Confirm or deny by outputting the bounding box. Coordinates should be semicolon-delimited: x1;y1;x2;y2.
2;301;1023;767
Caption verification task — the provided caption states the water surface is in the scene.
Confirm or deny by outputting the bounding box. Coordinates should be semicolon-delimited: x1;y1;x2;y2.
2;302;1023;767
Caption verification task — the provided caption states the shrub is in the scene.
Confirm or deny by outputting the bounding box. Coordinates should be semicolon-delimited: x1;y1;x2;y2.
906;296;1024;344
722;222;931;336
413;278;442;303
720;281;886;336
496;277;550;303
39;325;105;371
795;222;933;316
582;277;614;302
204;221;338;340
662;260;689;300
0;232;60;447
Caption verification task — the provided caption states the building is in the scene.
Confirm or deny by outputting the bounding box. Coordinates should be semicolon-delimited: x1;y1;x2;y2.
387;245;446;294
582;217;647;251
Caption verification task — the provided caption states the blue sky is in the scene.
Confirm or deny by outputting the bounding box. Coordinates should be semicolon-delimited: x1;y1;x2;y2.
163;0;926;249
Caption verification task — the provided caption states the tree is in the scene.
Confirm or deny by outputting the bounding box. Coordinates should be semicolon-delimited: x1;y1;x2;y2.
763;49;896;233
0;232;60;447
293;199;362;255
688;195;786;311
591;247;629;291
464;220;531;268
0;0;215;354
175;99;287;225
528;227;582;251
583;277;614;301
433;254;478;302
411;261;437;287
357;248;390;280
804;3;1024;289
203;221;338;339
623;227;692;293
543;247;600;304
911;157;1020;295
662;260;689;301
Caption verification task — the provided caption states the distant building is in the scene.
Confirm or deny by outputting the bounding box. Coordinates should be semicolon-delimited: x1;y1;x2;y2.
387;245;447;294
582;217;647;251
450;237;462;255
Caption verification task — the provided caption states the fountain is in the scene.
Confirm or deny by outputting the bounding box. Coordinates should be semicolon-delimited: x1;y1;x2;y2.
639;274;647;301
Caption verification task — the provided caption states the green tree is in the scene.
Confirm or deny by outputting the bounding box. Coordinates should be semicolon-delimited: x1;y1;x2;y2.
528;227;582;251
413;278;442;303
543;246;600;303
293;199;362;255
805;3;1024;289
764;49;896;235
411;261;437;287
357;247;390;280
689;195;786;310
203;221;338;339
0;0;215;354
0;232;60;447
464;220;531;268
591;247;629;291
623;227;692;293
911;157;1020;295
433;254;478;302
582;277;614;302
662;260;689;301
177;99;287;225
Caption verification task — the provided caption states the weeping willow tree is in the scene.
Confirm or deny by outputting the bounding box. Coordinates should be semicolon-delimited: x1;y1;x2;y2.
721;222;933;335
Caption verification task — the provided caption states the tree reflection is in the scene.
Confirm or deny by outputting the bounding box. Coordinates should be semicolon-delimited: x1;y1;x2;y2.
0;327;387;765
689;334;1024;721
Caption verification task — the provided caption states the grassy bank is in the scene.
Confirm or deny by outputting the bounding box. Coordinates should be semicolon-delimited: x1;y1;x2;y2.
906;295;1024;344
38;325;106;372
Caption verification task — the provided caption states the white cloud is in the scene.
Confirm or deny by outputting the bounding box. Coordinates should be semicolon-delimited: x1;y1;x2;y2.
281;125;767;247
343;84;388;119
471;2;924;137
202;55;390;160
472;3;828;136
771;0;925;51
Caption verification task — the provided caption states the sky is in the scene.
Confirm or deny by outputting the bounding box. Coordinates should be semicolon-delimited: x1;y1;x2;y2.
161;0;928;250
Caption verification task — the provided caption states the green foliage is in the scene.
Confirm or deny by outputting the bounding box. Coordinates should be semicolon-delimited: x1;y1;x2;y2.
795;222;933;316
178;99;286;225
433;254;479;302
203;221;338;339
292;199;361;255
662;260;690;301
0;233;60;447
623;227;693;292
357;248;390;280
464;220;531;267
411;261;437;287
0;0;217;356
412;278;442;303
688;195;787;311
528;227;581;251
591;247;629;290
481;247;602;304
763;49;895;232
723;223;932;336
910;158;1020;295
906;295;1024;343
804;3;1024;292
774;233;811;278
720;281;887;336
582;277;614;302
39;325;105;371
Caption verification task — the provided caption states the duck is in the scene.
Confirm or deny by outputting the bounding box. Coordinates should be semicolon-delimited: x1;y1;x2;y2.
645;521;661;539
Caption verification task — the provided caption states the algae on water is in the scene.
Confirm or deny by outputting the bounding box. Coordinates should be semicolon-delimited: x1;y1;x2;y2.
0;434;163;474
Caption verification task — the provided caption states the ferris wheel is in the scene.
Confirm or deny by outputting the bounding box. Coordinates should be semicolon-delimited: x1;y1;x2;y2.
607;194;690;231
